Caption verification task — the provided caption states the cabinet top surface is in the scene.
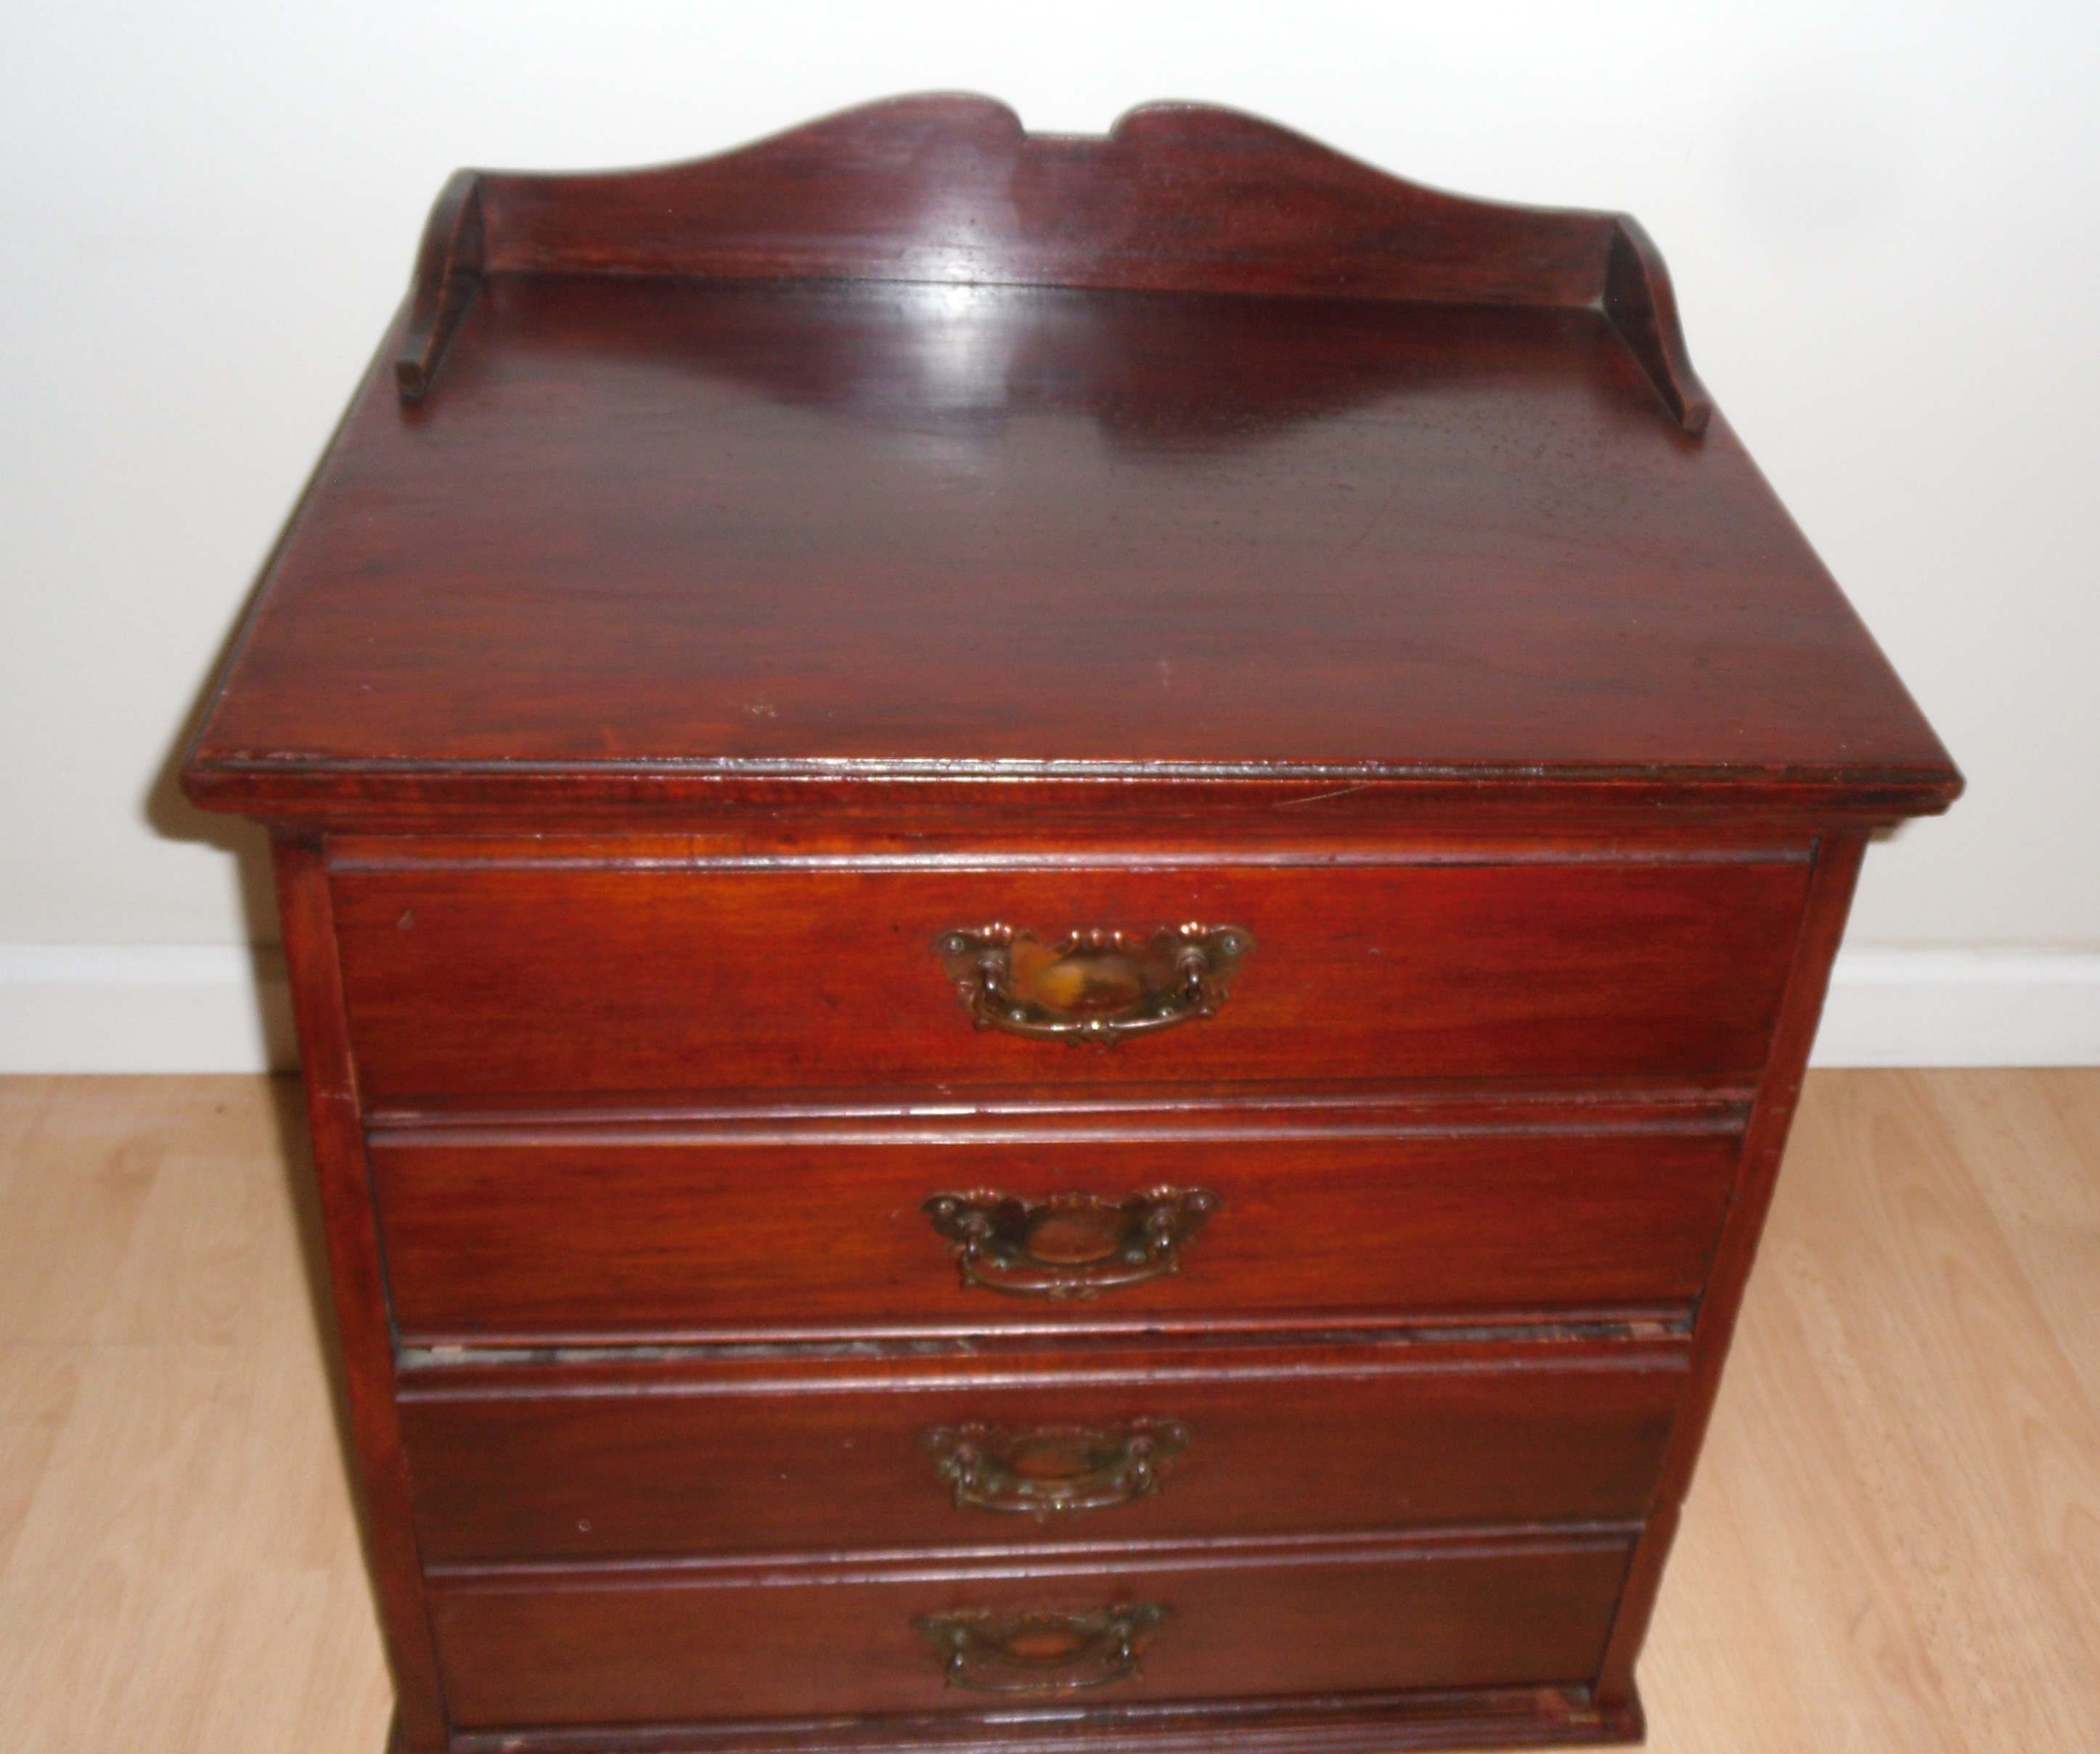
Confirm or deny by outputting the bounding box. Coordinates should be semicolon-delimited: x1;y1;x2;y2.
184;97;1956;819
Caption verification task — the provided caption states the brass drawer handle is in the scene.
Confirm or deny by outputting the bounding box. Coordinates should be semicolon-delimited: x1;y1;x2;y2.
923;1419;1191;1516
915;1604;1167;1693
922;1188;1219;1300
934;924;1252;1045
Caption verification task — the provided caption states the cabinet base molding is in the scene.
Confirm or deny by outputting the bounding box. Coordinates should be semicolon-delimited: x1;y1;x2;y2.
431;1684;1642;1754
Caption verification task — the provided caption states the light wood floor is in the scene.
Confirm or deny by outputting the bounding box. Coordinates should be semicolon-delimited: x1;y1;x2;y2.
1;1072;2094;1753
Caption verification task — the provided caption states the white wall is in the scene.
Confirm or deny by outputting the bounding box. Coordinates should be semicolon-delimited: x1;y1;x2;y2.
3;1;2096;1068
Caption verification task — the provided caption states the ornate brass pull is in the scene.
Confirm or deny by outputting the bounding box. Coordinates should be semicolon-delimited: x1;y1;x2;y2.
934;924;1251;1045
922;1188;1219;1300
923;1419;1191;1516
915;1605;1167;1693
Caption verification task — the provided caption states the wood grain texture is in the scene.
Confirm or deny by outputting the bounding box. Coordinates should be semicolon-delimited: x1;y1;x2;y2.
330;858;1810;1102
396;1337;1686;1563
399;96;1707;430
456;1688;1642;1754
271;840;450;1750
1642;1069;2100;1753
0;1075;393;1754
424;1533;1635;1728
176;121;1961;823
475;97;1640;310
155;97;1966;1750
369;1124;1742;1343
1596;831;1864;1705
4;1071;2093;1752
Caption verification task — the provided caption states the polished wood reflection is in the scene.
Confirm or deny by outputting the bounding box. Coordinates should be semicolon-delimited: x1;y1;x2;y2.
1;1071;2092;1752
158;93;1964;1753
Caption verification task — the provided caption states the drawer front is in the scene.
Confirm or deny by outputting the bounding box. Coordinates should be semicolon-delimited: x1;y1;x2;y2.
399;1343;1686;1563
332;858;1810;1102
371;1126;1742;1342
427;1534;1633;1727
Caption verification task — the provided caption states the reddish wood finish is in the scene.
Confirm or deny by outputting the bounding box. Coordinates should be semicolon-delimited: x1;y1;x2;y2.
394;98;1708;434
185;274;1952;814
1592;830;1867;1710
397;1337;1682;1564
178;106;1959;824
436;1689;1640;1754
369;1123;1741;1343
271;839;450;1752
176;96;1960;1754
425;1533;1633;1728
331;858;1810;1102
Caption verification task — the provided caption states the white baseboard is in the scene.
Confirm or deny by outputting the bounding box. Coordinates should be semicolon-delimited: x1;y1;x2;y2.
1813;948;2100;1067
0;945;296;1074
0;943;2096;1075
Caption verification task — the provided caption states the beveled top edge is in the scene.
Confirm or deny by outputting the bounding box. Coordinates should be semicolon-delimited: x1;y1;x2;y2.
180;752;1964;825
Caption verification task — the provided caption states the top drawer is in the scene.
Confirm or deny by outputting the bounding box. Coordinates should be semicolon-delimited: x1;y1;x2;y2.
331;853;1809;1104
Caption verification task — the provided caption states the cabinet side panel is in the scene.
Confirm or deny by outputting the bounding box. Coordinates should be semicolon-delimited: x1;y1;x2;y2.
274;834;450;1749
1592;829;1867;1705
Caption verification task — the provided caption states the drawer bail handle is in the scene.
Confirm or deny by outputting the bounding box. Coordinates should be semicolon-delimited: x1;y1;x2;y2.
923;1418;1192;1516
922;1188;1219;1300
934;924;1252;1045
915;1604;1167;1693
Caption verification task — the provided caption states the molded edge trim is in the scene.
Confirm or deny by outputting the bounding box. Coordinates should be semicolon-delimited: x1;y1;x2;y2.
177;757;1967;824
441;1680;1641;1754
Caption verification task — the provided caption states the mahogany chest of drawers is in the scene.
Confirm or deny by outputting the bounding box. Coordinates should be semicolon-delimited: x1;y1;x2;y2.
181;96;1960;1754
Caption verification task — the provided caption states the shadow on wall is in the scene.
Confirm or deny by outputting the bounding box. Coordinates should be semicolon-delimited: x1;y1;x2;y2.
140;766;298;1070
138;362;407;1074
141;508;304;1073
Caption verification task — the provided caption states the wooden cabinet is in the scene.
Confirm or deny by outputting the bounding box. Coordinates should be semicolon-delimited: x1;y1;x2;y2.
181;96;1959;1754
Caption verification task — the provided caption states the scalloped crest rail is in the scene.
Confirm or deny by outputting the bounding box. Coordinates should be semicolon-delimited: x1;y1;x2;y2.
396;92;1710;433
